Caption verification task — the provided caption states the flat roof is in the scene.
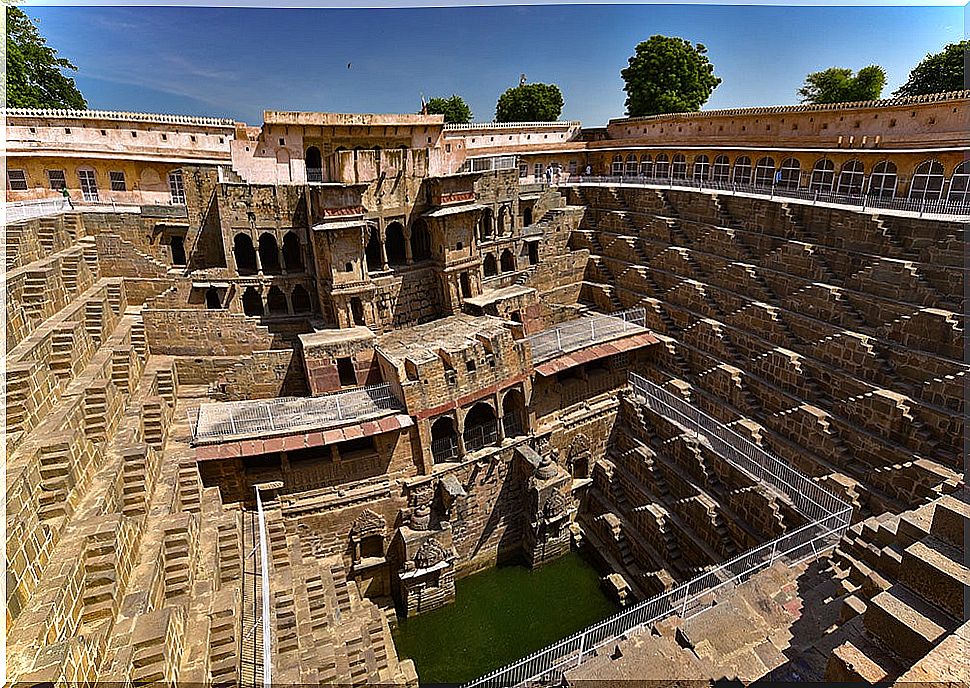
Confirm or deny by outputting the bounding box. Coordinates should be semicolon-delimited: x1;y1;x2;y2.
376;314;513;366
528;310;652;365
264;111;444;127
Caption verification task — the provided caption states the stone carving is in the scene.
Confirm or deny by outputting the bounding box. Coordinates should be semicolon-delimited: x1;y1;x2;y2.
351;509;385;538
543;490;567;519
413;538;447;569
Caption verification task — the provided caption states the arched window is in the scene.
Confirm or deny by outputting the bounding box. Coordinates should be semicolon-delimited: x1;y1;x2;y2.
671;154;687;179
692;155;710;181
733;156;752;184
205;287;221;309
282;231;303;272
258;234;281;274
654;154;670;179
305;146;322;182
639;154;653;177
267;286;288;315
410;219;432;262
463;402;498;451
868;161;898;198
242;287;263;316
625;154;638;176
611;154;624;176
809;159;835;192
234;233;257;275
909;160;945;201
365;226;382;272
291;285;312;313
483;253;498;277
712;155;730;183
947;161;970;204
837;160;865;195
500;248;515;273
430;416;459;463
480;208;494;241
385;222;407;266
777;158;801;189
754;157;776;186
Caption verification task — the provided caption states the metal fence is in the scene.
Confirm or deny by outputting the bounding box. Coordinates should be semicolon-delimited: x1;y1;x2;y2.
528;308;647;365
191;383;403;444
459;373;852;688
560;175;970;217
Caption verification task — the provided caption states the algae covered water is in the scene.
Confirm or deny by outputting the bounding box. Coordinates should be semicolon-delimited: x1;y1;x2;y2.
391;551;620;685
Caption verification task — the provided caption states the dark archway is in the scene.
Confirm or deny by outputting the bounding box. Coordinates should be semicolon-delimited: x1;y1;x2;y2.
385;222;407;266
500;248;515;273
523;207;533;226
351;297;366;326
170;235;186;266
483;253;498;277
267;286;288;315
480;208;494;241
430;416;459;463
243;287;264;316
410;220;432;262
365;227;382;272
282;231;303;272
292;284;312;313
463;402;498;451
502;389;526;437
234;233;257;275
305;146;322;182
205;287;221;309
460;272;472;299
259;233;281;274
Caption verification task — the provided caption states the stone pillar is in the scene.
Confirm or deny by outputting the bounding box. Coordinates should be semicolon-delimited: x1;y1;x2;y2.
404;228;413;265
380;228;389;271
279;245;287;274
495;392;506;444
254;243;264;275
285;292;294;315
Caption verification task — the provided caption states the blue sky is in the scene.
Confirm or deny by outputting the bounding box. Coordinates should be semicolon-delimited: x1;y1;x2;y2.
24;4;964;125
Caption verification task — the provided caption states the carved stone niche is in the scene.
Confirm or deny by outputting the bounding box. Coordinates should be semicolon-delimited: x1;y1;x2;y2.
517;444;574;568
350;508;389;599
393;524;458;617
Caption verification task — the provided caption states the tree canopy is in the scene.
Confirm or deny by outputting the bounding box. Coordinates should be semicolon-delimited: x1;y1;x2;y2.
6;5;87;109
620;36;721;117
894;41;968;97
495;82;563;122
797;66;887;104
426;95;472;124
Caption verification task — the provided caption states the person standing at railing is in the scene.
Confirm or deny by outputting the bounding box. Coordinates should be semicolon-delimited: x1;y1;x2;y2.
61;185;74;210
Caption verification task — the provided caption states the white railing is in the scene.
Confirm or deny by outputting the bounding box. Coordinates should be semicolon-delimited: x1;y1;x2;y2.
528;308;646;365
460;373;852;688
560;175;970;217
191;383;403;444
4;198;71;223
255;486;272;688
459;155;519;173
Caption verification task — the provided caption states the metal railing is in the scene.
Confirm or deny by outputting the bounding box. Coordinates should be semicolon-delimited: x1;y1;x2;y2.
192;383;403;444
464;418;501;453
560;175;970;217
460;373;852;688
432;414;524;463
528;308;647;365
241;486;272;688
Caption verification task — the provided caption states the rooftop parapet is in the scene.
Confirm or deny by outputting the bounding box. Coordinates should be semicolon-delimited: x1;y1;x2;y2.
264;111;444;127
608;90;970;125
3;107;238;127
190;382;404;445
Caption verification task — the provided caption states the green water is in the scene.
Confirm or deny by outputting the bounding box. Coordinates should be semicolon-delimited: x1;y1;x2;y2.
391;551;620;685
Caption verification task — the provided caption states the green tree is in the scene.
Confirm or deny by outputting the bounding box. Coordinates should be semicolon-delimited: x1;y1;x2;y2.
6;5;86;108
620;36;721;117
495;82;563;122
797;65;887;104
426;95;473;124
894;41;968;96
